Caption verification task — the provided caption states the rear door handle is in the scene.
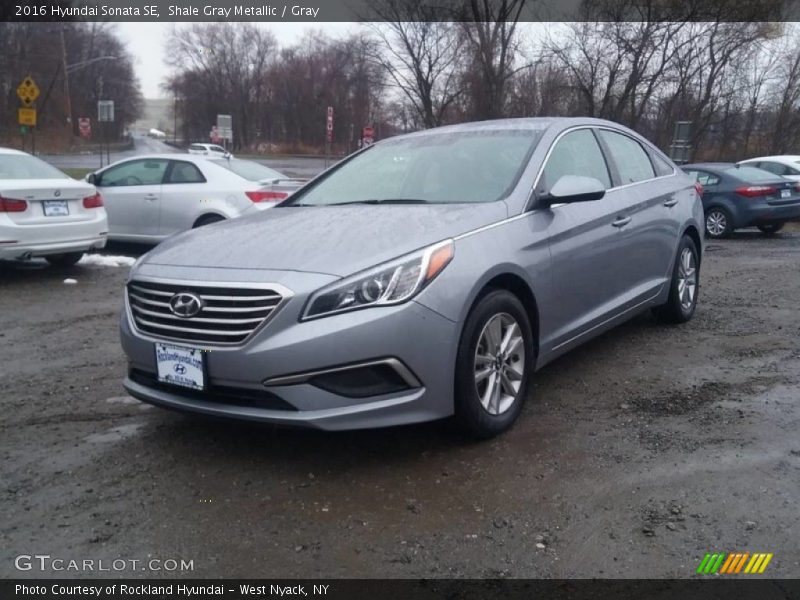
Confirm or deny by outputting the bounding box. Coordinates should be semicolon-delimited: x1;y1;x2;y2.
144;194;158;201
663;198;679;207
612;216;631;228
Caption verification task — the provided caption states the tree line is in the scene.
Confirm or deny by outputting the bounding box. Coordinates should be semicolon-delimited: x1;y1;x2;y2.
167;1;800;161
0;22;142;148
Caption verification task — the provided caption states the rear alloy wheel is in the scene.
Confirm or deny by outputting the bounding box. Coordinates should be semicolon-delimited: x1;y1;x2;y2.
652;236;699;324
757;222;785;235
45;252;83;267
454;289;534;438
705;207;732;238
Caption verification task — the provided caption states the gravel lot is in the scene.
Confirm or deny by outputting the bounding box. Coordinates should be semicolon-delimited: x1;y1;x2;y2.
1;229;799;579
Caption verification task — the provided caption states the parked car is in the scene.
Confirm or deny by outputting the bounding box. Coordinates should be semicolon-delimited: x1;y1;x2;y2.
87;154;304;243
738;155;800;181
682;162;800;237
120;118;702;438
0;147;107;266
187;143;231;158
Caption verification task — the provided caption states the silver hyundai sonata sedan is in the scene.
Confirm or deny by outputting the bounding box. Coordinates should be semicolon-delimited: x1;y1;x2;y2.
120;118;703;438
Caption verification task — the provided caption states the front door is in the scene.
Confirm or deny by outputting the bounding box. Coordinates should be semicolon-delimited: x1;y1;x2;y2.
97;158;168;238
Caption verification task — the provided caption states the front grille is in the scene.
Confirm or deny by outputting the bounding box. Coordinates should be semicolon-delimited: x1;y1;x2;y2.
127;279;285;345
129;369;297;411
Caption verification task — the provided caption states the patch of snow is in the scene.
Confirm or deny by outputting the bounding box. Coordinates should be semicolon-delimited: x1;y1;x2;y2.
78;254;136;268
63;278;77;285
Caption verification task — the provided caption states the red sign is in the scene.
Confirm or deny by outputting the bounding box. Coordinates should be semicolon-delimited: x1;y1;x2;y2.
78;117;91;140
326;106;333;143
362;125;374;146
210;125;221;143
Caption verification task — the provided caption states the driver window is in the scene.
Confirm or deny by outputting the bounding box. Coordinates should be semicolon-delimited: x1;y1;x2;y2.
542;129;612;190
100;159;168;187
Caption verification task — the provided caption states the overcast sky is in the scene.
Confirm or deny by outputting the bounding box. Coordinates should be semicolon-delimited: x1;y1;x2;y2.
116;22;356;98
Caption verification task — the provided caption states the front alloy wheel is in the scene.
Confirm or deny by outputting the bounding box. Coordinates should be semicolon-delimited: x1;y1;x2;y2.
474;313;526;416
455;289;533;438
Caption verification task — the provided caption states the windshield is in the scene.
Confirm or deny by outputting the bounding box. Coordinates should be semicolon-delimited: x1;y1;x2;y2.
211;158;284;182
0;154;69;180
724;165;781;183
285;129;543;206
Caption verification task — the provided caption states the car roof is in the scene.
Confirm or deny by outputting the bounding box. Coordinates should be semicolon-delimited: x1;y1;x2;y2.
0;147;28;156
104;153;223;164
741;155;800;163
682;162;736;170
389;117;641;140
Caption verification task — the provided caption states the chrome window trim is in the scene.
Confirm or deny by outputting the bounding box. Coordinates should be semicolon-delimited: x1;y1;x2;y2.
125;275;294;350
263;357;422;388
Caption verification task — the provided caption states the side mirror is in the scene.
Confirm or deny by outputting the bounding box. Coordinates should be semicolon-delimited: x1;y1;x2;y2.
544;175;606;206
85;173;97;185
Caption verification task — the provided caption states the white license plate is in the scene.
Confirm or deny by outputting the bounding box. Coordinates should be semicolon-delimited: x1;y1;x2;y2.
155;343;205;390
43;200;69;216
781;189;791;198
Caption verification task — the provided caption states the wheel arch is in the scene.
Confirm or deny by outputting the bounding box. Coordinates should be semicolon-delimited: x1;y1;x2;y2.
192;212;227;228
681;224;703;267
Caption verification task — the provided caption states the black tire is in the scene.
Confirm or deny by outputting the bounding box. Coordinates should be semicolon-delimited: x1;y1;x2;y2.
193;214;225;228
757;222;785;235
454;289;534;439
652;236;700;325
45;252;83;267
704;206;733;238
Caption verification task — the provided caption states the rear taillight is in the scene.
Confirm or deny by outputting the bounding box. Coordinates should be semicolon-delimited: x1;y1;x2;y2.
0;196;28;212
246;191;288;203
694;182;704;196
735;185;775;198
82;193;104;208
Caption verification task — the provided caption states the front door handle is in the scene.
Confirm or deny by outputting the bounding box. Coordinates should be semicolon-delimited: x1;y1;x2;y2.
612;216;631;228
663;198;679;207
144;194;158;201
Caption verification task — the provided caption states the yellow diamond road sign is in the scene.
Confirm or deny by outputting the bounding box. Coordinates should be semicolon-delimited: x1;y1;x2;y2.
17;76;40;106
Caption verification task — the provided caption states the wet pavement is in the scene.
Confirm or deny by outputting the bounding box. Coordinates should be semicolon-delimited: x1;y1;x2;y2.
1;230;799;578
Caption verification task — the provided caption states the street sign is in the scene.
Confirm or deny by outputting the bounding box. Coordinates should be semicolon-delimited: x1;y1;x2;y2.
16;76;40;106
18;107;36;127
97;100;115;122
78;117;91;139
216;115;232;142
362;125;374;146
326;106;334;143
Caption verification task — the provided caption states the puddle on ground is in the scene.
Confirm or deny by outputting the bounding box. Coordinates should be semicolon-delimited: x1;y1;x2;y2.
85;423;144;444
105;396;141;405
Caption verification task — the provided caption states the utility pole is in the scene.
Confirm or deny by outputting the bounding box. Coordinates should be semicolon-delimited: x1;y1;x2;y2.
60;27;73;144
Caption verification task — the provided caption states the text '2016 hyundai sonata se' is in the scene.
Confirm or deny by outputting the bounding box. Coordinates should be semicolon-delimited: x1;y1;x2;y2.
120;118;703;438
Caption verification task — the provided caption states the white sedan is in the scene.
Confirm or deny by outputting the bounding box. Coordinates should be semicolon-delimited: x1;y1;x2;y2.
738;155;800;181
87;154;304;243
0;148;107;266
188;143;231;157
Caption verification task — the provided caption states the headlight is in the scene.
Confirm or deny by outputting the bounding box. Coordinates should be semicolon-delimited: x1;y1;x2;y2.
302;240;454;320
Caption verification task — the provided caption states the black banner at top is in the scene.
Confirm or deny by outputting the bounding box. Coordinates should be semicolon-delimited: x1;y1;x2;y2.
1;0;798;22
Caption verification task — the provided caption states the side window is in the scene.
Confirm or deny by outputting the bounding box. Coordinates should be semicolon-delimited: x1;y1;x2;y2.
690;170;720;186
189;144;203;152
787;165;800;175
210;145;226;153
166;161;206;184
759;161;787;176
542;129;611;190
650;152;674;177
98;159;168;187
597;130;655;184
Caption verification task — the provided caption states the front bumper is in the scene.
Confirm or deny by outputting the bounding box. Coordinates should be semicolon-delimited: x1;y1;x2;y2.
120;280;459;430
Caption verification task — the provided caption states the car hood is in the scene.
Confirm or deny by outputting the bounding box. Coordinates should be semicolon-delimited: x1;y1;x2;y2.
142;202;508;277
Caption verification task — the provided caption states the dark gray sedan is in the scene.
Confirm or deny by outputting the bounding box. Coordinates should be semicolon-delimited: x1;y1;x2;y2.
682;162;800;238
120;118;703;438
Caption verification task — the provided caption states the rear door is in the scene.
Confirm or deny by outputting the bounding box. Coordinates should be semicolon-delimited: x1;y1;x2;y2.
158;160;209;236
97;159;168;238
596;128;677;302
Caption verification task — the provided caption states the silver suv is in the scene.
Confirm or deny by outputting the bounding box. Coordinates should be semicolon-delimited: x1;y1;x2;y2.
120;118;703;438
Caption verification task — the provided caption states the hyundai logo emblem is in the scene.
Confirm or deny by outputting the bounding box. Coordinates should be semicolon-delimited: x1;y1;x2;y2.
54;190;61;197
173;364;187;374
169;292;203;318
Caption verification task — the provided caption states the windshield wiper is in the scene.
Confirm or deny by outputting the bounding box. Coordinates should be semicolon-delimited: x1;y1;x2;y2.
325;198;432;206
